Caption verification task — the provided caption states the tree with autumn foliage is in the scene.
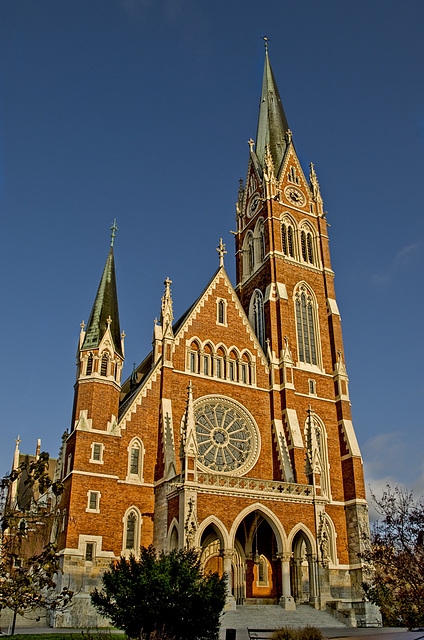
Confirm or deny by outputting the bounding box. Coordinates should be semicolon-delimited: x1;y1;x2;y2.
361;486;424;628
0;452;72;634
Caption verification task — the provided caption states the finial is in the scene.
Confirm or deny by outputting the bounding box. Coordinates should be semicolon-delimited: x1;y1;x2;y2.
164;277;172;295
216;238;227;267
106;316;112;326
263;36;270;52
121;330;126;340
110;218;118;247
248;138;255;152
80;320;85;331
285;129;292;144
15;435;21;447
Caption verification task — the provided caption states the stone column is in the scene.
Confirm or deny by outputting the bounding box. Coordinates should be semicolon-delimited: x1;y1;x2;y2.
307;553;319;609
221;550;236;611
277;552;296;610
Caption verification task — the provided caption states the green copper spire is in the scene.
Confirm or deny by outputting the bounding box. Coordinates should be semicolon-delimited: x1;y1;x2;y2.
82;232;122;358
255;44;290;175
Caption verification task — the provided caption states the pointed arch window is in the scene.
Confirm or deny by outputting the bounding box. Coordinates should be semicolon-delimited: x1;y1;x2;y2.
259;222;265;262
123;507;142;555
85;353;93;376
248;236;255;273
100;353;109;376
300;228;316;265
249;289;265;350
127;438;144;482
282;223;295;258
295;285;318;366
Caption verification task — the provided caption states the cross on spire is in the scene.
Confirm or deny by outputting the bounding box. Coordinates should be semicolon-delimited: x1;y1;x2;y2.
216;238;227;267
263;35;270;52
110;218;118;247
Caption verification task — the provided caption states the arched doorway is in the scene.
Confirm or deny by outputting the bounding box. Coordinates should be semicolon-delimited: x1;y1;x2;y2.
290;530;317;605
199;523;224;578
233;511;281;604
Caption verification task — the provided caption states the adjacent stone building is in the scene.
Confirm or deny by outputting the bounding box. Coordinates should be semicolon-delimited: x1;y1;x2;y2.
39;50;377;627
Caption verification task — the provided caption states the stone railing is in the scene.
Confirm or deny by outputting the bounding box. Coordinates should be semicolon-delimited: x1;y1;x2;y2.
196;472;314;501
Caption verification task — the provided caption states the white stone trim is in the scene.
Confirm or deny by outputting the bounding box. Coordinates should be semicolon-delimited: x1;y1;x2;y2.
86;490;101;513
283;409;303;448
327;298;340;316
339;419;362;458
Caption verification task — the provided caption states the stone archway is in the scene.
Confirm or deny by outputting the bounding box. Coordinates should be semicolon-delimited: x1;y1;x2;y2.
290;530;318;607
233;510;280;604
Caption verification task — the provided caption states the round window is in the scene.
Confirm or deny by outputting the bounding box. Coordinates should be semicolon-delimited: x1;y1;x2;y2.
194;396;260;475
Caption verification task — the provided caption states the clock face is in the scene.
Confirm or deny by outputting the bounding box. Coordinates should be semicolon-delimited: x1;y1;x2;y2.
284;186;305;207
247;193;261;217
194;396;260;474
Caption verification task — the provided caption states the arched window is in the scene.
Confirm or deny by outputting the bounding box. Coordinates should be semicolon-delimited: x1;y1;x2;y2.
248;236;254;273
295;285;319;366
217;299;226;325
127;438;144;482
301;230;307;261
123;507;142;556
228;351;238;382
203;343;212;376
125;512;136;549
100;353;109;376
258;222;265;262
249;290;265;350
300;225;316;265
188;341;200;373
282;221;295;258
215;347;225;379
86;353;93;376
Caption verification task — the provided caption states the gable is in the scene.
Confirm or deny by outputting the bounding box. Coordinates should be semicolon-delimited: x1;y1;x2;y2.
277;146;312;215
173;267;269;377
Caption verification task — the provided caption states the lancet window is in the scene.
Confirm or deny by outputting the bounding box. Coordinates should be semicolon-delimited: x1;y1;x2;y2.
295;285;319;367
281;222;295;258
127;438;144;482
300;225;316;265
123;507;142;555
249;289;266;350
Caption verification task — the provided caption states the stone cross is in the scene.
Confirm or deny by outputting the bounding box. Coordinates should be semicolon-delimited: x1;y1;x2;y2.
110;219;118;247
216;238;227;267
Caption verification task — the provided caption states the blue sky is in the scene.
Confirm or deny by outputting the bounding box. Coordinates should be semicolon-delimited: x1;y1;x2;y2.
1;0;423;504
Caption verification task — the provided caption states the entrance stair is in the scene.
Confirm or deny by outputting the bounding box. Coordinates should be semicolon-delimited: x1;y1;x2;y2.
220;604;348;638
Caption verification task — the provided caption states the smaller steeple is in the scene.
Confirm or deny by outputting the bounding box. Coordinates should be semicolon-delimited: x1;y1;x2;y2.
82;223;122;357
256;40;290;176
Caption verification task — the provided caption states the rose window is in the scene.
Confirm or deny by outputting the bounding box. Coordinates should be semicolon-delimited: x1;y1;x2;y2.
194;396;260;475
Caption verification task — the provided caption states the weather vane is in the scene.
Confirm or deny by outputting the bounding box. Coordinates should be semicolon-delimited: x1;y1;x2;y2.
110;218;118;247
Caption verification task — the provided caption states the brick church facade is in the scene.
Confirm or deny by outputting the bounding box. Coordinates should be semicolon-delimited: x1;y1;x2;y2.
46;50;378;627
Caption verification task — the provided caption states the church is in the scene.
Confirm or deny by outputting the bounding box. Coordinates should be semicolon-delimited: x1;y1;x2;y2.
45;49;378;627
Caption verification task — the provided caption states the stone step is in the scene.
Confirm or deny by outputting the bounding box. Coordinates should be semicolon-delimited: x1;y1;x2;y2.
220;604;348;634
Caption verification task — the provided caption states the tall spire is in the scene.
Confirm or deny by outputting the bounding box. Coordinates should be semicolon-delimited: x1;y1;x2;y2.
255;44;290;175
82;230;122;357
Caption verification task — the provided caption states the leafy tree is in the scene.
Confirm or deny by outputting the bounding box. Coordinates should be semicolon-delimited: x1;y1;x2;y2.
0;452;72;635
361;486;424;628
91;545;227;640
